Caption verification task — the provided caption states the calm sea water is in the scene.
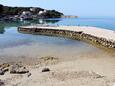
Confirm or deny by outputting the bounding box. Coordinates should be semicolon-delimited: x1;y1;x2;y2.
0;18;115;63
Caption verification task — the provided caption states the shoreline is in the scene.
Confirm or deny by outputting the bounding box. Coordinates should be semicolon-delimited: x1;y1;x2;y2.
18;25;115;49
0;25;115;86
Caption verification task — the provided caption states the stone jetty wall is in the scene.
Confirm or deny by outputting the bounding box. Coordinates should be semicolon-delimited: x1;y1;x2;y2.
18;27;115;49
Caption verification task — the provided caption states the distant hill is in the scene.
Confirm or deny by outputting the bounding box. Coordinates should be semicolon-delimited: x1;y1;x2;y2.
0;4;64;20
61;15;78;18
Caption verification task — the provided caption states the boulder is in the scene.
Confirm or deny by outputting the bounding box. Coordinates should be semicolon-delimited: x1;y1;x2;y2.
0;69;4;75
10;64;29;74
0;63;9;75
0;80;5;86
42;68;50;72
0;68;9;75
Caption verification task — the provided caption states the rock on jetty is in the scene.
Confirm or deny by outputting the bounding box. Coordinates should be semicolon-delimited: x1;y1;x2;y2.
18;25;115;49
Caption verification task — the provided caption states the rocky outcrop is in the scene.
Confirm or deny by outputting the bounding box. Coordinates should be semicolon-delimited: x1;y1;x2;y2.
10;64;29;74
18;26;115;49
0;63;29;75
0;63;9;75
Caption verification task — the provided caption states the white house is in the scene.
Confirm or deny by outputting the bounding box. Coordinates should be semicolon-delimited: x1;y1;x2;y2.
30;8;36;12
38;10;47;15
38;11;44;15
20;11;32;20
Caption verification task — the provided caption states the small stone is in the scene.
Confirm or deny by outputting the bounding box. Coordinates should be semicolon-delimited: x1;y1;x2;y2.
0;69;4;75
27;73;31;77
42;68;50;72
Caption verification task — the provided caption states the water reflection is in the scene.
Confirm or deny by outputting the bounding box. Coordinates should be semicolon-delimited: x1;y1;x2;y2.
0;25;5;34
43;19;60;24
0;19;60;34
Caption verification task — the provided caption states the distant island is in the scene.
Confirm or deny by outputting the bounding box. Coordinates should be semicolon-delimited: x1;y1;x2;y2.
61;15;78;18
0;4;64;21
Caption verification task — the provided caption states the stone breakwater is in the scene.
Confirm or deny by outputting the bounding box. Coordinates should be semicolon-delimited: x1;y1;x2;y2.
18;26;115;49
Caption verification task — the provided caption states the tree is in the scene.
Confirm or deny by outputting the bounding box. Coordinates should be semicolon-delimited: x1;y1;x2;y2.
0;4;3;14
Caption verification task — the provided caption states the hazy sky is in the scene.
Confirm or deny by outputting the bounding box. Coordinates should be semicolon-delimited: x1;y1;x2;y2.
0;0;115;17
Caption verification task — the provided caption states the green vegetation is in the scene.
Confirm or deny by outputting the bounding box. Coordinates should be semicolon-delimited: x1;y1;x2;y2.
0;4;63;19
0;4;43;15
0;4;3;14
42;10;63;18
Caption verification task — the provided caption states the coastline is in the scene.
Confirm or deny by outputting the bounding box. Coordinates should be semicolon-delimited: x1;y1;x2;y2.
18;25;115;49
0;25;115;86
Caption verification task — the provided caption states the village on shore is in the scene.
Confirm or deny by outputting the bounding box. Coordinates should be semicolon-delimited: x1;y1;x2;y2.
0;4;78;21
0;4;63;21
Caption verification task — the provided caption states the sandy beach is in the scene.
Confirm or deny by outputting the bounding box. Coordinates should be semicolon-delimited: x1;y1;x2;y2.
0;55;115;86
0;0;115;85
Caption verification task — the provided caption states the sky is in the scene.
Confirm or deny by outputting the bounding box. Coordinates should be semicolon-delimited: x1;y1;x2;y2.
0;0;115;18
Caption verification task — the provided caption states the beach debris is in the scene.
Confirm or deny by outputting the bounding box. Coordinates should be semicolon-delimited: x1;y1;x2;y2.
42;68;50;72
10;64;29;74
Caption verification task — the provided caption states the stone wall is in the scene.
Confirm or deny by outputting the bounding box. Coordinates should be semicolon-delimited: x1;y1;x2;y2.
18;27;115;49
